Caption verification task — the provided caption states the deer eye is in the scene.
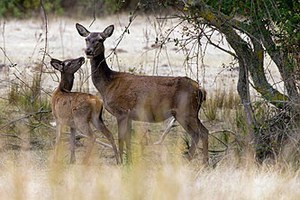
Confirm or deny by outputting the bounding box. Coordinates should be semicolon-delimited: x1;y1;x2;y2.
64;61;70;67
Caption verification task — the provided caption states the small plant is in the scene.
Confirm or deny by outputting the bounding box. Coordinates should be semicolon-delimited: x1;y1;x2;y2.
204;96;218;121
0;0;63;18
203;87;240;121
8;74;50;113
5;72;52;150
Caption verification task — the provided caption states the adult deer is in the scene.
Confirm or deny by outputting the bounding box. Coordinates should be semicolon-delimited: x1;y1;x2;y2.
51;57;119;164
76;23;209;164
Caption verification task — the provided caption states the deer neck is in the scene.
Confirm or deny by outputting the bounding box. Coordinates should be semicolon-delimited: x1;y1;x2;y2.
90;52;114;94
58;74;74;92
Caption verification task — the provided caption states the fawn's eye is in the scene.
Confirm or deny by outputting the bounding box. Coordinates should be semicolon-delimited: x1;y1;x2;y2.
64;61;70;67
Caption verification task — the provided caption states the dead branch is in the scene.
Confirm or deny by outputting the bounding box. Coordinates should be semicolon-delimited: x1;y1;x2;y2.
0;109;51;130
76;133;113;149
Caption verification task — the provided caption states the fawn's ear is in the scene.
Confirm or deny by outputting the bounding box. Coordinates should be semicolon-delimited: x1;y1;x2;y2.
76;23;90;37
102;25;114;38
50;58;63;72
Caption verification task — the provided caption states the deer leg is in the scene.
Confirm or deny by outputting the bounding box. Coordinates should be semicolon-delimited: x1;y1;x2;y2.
83;128;96;165
93;117;120;164
154;117;176;145
69;127;76;164
76;123;95;165
53;123;62;163
117;116;130;164
177;116;209;164
84;128;96;165
125;119;132;163
199;121;209;164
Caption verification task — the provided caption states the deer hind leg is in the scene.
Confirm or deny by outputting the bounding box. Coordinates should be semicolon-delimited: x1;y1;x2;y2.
69;127;76;164
176;116;209;164
125;120;132;163
117;116;131;164
199;121;209;164
75;121;96;165
53;122;63;163
93;116;120;164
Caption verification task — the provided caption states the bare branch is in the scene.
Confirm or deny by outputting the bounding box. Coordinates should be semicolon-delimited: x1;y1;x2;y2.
0;109;51;130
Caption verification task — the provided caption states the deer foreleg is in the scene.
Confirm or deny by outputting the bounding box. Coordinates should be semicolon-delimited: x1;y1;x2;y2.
117;116;131;164
70;127;76;164
53;123;62;163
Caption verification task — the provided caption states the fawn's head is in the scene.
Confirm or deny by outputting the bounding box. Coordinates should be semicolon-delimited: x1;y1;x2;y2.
76;23;114;58
50;57;85;74
50;57;85;91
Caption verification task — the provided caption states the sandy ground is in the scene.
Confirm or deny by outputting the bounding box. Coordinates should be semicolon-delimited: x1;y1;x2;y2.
0;14;285;99
0;14;244;97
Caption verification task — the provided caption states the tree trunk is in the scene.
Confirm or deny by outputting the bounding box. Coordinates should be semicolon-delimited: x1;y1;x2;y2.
187;1;289;109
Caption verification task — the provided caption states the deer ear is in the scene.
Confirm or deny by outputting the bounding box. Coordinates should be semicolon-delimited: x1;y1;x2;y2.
50;59;63;72
76;23;90;37
102;25;114;38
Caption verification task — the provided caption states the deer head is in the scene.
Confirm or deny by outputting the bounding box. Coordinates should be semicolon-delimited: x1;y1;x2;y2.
51;57;85;74
50;57;85;91
76;23;114;58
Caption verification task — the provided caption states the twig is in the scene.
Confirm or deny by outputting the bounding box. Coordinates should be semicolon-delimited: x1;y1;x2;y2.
0;109;51;130
76;133;113;149
40;0;48;67
0;133;24;141
89;0;97;27
1;20;6;64
0;47;16;67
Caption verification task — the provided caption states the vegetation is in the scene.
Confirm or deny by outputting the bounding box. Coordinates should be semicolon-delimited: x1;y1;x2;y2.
149;0;300;162
0;0;299;198
0;0;152;18
0;0;63;18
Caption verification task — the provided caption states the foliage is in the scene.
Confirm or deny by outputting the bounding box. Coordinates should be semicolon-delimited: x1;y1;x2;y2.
0;0;63;18
103;0;125;13
206;0;300;55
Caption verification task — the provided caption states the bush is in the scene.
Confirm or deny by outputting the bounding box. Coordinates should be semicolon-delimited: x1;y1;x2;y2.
0;0;63;18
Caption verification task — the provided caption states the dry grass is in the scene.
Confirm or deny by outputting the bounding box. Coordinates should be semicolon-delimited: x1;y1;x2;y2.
0;149;300;200
1;88;300;200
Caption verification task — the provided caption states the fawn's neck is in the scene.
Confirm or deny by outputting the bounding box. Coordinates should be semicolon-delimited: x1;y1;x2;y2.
58;74;74;92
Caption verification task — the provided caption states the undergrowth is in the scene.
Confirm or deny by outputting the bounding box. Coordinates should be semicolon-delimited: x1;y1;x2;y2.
1;79;300;199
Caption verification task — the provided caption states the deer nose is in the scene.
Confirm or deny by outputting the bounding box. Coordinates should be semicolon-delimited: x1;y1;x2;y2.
85;48;93;56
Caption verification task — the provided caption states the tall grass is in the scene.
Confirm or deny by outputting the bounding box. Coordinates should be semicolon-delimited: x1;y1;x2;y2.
1;78;300;199
1;72;53;152
0;149;300;200
203;86;240;121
